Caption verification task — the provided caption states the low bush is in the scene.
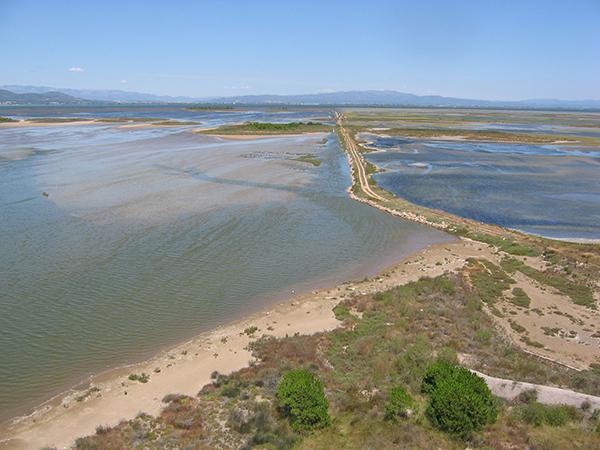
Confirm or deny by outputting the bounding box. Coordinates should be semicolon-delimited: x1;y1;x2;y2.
128;372;150;383
514;402;581;427
385;386;414;421
511;287;531;308
423;362;498;439
276;369;330;430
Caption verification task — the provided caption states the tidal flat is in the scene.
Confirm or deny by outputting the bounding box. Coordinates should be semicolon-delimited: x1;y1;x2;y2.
0;109;450;423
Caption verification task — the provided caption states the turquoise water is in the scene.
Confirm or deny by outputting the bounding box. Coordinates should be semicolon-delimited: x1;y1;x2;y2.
0;111;451;421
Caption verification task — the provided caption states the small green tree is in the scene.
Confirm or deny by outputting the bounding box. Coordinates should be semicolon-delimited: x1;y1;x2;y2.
276;369;330;430
385;386;414;421
424;362;498;439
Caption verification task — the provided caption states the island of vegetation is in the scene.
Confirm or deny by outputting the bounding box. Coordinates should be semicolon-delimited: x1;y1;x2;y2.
187;104;235;111
292;154;321;166
196;121;331;136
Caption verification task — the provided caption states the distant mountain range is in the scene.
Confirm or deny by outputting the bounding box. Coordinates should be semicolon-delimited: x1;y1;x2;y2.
2;85;199;104
209;90;600;109
2;85;600;109
0;89;96;105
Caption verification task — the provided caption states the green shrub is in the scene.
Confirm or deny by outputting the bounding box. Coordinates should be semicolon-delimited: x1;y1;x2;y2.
421;360;455;394
515;402;581;427
128;372;150;383
276;369;330;430
511;287;531;308
244;326;258;336
423;362;498;439
385;386;414;421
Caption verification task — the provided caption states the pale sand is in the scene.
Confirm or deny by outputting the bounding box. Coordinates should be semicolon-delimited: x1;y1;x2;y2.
0;120;99;128
467;366;600;410
0;120;194;130
1;237;504;450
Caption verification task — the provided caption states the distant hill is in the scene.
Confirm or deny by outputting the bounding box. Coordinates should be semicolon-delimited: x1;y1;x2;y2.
0;89;94;105
2;85;199;103
2;85;600;109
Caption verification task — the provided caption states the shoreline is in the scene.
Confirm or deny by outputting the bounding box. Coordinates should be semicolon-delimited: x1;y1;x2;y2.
1;235;503;450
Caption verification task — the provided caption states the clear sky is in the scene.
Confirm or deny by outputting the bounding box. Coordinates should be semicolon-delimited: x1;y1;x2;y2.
1;0;599;100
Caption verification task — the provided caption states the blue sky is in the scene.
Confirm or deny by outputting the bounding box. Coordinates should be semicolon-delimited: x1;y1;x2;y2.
1;0;599;100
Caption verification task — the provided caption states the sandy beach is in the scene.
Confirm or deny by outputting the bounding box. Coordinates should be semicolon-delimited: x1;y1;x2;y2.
0;120;99;128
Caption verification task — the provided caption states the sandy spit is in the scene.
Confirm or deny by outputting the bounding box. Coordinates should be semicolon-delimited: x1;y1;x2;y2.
0;120;99;128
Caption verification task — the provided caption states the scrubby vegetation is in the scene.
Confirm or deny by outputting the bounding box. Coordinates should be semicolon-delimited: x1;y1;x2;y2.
75;272;600;449
385;386;414;421
128;372;150;383
0;116;17;122
501;257;595;307
511;287;531;308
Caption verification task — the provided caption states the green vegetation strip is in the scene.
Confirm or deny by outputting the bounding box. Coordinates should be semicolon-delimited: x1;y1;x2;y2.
0;116;17;123
467;259;515;304
369;127;581;144
187;104;234;110
449;226;540;256
196;121;330;135
292;154;321;166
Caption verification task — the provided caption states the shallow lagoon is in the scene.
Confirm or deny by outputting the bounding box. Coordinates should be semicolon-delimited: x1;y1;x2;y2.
0;113;450;421
364;133;600;240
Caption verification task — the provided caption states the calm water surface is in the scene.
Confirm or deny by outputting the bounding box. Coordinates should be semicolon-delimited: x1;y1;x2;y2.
363;133;600;239
0;109;451;421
